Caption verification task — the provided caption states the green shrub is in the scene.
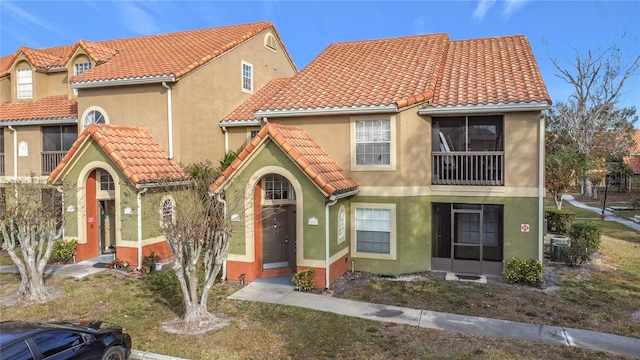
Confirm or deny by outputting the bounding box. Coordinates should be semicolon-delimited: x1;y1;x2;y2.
51;239;78;263
142;252;160;269
502;257;543;287
292;268;316;291
545;209;575;234
563;221;603;267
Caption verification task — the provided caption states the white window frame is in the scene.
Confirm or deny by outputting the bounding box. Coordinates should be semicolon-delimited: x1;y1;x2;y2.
74;62;91;96
17;68;33;99
98;169;115;192
160;196;176;227
241;61;253;93
337;205;346;244
350;203;396;260
350;115;396;171
264;33;277;52
81;107;108;130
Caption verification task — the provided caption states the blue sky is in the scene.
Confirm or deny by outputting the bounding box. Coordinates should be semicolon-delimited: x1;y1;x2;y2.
1;0;639;112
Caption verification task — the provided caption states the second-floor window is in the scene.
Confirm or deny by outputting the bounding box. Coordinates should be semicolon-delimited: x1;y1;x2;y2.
242;61;253;92
84;110;106;129
74;62;91;75
355;119;391;166
17;68;33;99
43;125;77;152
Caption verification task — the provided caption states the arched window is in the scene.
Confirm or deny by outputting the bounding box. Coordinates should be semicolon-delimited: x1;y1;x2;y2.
84;110;106;129
263;174;295;201
98;169;114;191
264;33;277;51
161;198;175;226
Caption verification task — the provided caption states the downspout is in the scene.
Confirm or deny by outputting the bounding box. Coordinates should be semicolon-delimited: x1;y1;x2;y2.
56;186;65;239
8;126;18;198
216;193;228;281
137;187;148;269
538;112;545;262
325;194;337;289
8;126;17;179
222;127;229;154
161;82;174;159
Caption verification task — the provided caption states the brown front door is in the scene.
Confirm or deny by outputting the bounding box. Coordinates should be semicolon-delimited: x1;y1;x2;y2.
261;205;296;272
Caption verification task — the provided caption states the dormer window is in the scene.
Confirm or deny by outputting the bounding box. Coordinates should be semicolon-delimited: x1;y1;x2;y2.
74;62;91;75
264;33;277;51
17;68;33;99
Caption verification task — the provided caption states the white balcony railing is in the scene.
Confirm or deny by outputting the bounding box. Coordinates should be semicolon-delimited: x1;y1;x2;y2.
432;151;504;186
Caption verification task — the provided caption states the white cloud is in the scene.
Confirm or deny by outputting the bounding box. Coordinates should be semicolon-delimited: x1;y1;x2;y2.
2;0;60;35
473;0;496;20
413;16;427;34
116;1;160;36
502;0;528;18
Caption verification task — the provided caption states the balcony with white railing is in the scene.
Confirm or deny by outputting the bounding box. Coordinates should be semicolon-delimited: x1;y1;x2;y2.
432;151;504;186
41;151;68;175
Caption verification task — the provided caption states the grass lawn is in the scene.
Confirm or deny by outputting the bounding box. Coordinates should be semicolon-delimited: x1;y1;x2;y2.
0;196;638;359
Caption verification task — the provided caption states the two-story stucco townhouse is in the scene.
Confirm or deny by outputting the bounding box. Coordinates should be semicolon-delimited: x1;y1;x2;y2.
0;22;297;267
211;33;552;288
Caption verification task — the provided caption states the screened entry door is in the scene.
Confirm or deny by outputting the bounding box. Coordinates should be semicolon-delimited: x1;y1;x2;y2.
452;209;482;273
98;200;116;254
432;203;504;275
261;205;296;271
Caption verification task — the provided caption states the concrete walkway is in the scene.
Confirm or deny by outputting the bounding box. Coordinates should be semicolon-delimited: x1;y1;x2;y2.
563;194;640;232
0;254;111;279
230;277;640;358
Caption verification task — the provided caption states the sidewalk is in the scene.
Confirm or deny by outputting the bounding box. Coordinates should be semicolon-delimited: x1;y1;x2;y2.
563;194;640;232
0;254;111;279
229;278;640;358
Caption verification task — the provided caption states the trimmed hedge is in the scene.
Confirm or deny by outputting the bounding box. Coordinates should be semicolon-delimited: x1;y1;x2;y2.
503;257;543;287
292;268;316;291
563;221;603;267
545;209;575;234
51;239;78;263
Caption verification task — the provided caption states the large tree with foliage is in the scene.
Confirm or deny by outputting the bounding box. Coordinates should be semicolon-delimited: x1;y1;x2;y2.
158;161;233;334
0;180;63;303
547;43;639;197
545;134;587;209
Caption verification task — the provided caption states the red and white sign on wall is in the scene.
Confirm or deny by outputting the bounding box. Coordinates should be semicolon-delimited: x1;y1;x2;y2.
521;224;530;232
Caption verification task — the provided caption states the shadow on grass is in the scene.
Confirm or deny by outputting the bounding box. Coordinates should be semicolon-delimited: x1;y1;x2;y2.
140;270;185;317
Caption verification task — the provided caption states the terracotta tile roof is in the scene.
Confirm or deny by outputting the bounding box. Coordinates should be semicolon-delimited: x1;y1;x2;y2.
75;40;119;65
428;36;551;108
70;22;275;84
211;123;358;196
1;22;289;85
48;124;185;186
623;156;640;174
19;46;67;69
256;34;550;114
258;34;450;112
628;129;640;154
222;78;291;122
0;95;77;122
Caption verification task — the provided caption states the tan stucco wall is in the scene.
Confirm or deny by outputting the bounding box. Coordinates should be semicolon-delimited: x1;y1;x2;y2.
0;78;10;104
504;111;541;188
267;109;542;191
75;28;296;166
227;126;259;153
174;28;297;164
3;125;44;177
34;71;68;100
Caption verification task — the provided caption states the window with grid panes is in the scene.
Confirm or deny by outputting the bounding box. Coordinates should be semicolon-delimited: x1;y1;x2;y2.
355;208;391;254
355;119;391;166
17;68;33;99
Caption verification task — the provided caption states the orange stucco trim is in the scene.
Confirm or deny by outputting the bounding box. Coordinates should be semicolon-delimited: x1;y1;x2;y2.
113;242;173;268
76;170;98;261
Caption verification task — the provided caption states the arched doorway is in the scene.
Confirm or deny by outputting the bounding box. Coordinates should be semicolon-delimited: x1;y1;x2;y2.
259;174;296;273
81;168;117;259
